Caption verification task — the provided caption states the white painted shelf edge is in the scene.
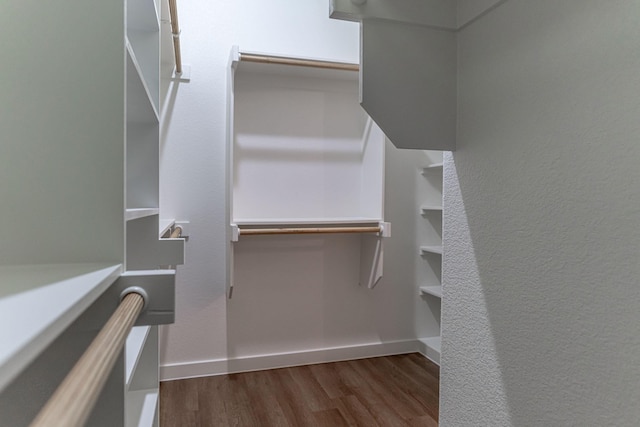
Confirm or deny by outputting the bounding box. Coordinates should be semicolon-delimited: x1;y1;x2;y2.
422;162;444;171
233;217;383;226
0;263;122;391
125;325;152;387
420;245;443;255
419;285;442;298
126;208;160;221
125;388;158;427
421;205;443;213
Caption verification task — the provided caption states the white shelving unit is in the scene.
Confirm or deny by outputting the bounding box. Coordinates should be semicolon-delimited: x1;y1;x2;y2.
227;47;389;292
417;152;444;366
1;0;183;425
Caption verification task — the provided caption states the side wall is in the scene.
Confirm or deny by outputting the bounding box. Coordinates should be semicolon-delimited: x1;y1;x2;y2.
158;0;423;378
442;1;640;425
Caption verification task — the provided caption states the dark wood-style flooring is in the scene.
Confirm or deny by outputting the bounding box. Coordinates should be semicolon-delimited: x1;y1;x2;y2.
160;353;439;427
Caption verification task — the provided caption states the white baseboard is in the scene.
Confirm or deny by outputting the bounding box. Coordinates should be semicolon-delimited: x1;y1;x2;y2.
160;339;421;381
417;336;441;366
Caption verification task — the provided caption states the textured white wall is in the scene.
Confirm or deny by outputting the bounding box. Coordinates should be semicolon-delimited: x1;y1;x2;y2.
442;1;640;425
158;0;421;377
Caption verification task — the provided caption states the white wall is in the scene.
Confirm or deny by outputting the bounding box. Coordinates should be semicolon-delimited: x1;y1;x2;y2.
442;1;640;425
158;0;424;378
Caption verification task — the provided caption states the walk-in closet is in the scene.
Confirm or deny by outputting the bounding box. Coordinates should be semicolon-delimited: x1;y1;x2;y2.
3;0;640;426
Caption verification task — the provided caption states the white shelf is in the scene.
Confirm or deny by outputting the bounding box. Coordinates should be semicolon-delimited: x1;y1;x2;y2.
418;336;441;365
126;208;159;221
233;217;383;226
420;245;443;255
125;388;158;427
422;162;443;172
421;205;443;214
0;264;122;391
126;326;152;387
419;285;442;298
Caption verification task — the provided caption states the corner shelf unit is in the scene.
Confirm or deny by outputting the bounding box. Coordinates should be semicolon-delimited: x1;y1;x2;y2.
418;152;444;366
125;2;183;422
227;47;389;292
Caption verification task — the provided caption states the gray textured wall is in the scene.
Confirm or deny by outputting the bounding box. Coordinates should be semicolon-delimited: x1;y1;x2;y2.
442;1;640;425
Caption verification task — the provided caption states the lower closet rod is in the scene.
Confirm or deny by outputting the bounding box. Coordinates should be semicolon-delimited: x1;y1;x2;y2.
29;292;145;427
239;226;382;236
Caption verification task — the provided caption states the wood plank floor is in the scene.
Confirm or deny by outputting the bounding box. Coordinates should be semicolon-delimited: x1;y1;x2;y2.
160;353;439;427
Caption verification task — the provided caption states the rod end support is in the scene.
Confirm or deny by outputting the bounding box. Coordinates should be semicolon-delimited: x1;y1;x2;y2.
120;287;149;311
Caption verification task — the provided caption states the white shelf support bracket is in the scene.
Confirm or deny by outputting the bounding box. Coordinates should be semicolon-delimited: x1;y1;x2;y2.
379;221;391;237
359;222;390;289
230;223;240;242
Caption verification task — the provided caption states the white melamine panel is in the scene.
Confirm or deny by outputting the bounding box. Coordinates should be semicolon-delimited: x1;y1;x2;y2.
127;0;160;113
0;1;125;266
127;215;184;270
232;64;385;222
126;208;160;221
127;48;159;124
127;123;159;210
0;264;122;391
127;33;160;113
125;389;159;427
361;19;456;151
126;326;152;385
128;326;159;391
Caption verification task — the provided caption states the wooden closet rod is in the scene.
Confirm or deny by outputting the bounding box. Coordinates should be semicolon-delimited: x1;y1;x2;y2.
239;226;381;236
240;53;359;72
169;0;182;74
170;225;183;239
29;292;145;427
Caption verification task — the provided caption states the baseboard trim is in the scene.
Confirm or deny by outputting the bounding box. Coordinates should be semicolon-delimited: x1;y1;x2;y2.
160;339;421;381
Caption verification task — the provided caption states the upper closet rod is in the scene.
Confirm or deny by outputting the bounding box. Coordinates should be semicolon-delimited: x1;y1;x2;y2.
239;52;359;72
168;0;182;74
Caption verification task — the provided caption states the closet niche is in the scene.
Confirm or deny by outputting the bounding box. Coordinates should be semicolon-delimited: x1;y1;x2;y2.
227;46;389;295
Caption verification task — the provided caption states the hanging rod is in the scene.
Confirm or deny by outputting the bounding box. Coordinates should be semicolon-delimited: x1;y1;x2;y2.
29;292;145;427
239;52;359;72
168;0;182;74
238;226;382;236
169;225;183;238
